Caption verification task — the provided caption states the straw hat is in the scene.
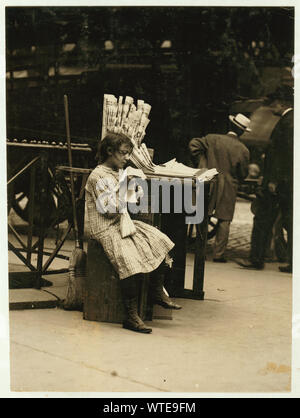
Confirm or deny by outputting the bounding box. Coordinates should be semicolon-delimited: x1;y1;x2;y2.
229;113;251;132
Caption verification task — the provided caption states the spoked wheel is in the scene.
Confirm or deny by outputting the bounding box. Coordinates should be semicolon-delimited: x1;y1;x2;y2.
8;166;73;228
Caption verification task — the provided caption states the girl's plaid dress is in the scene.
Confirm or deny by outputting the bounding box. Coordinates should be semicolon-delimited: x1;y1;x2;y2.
85;165;174;279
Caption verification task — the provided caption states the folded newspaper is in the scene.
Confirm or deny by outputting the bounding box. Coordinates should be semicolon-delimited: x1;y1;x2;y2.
196;168;218;181
124;166;147;180
148;159;218;180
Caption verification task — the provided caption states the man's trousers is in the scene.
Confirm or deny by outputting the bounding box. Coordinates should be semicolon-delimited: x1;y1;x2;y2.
213;219;231;259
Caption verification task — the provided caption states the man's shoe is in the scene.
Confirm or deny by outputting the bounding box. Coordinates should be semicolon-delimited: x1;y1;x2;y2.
235;259;264;270
213;257;227;263
279;265;292;273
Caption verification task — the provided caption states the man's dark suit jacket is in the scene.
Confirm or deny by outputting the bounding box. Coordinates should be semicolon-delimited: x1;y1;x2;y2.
189;133;249;221
263;109;293;191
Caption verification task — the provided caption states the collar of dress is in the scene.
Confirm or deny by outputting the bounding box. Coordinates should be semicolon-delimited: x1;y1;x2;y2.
98;164;118;173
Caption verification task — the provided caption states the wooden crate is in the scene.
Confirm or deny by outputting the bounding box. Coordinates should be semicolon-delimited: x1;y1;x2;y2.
83;239;151;324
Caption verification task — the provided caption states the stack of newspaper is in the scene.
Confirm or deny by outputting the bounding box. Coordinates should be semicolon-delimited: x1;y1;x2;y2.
101;94;154;171
101;94;218;180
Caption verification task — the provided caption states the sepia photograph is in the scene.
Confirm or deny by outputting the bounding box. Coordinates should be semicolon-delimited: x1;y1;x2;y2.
1;1;299;398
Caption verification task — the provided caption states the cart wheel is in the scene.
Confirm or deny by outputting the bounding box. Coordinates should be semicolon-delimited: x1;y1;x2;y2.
11;191;58;227
10;169;73;227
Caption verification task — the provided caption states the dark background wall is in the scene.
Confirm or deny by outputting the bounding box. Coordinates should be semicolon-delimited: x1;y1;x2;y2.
6;6;294;165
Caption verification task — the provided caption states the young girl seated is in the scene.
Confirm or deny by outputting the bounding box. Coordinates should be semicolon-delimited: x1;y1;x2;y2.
85;132;182;334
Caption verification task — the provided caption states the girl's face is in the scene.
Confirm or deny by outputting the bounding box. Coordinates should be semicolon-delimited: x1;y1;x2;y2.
107;143;132;170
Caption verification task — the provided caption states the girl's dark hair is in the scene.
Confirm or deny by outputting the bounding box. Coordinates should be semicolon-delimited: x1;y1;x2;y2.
95;132;133;163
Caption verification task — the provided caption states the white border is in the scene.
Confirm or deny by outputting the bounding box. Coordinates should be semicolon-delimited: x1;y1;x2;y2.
1;0;299;399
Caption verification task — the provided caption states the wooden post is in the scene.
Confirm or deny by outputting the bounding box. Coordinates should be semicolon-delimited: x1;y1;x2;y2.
101;95;108;140
36;152;48;289
27;164;36;263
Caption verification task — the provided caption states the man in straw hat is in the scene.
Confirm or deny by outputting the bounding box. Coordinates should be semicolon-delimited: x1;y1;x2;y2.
189;113;250;262
237;84;293;273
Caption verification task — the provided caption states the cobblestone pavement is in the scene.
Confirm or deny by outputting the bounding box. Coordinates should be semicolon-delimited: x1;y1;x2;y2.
188;199;254;260
206;221;252;259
